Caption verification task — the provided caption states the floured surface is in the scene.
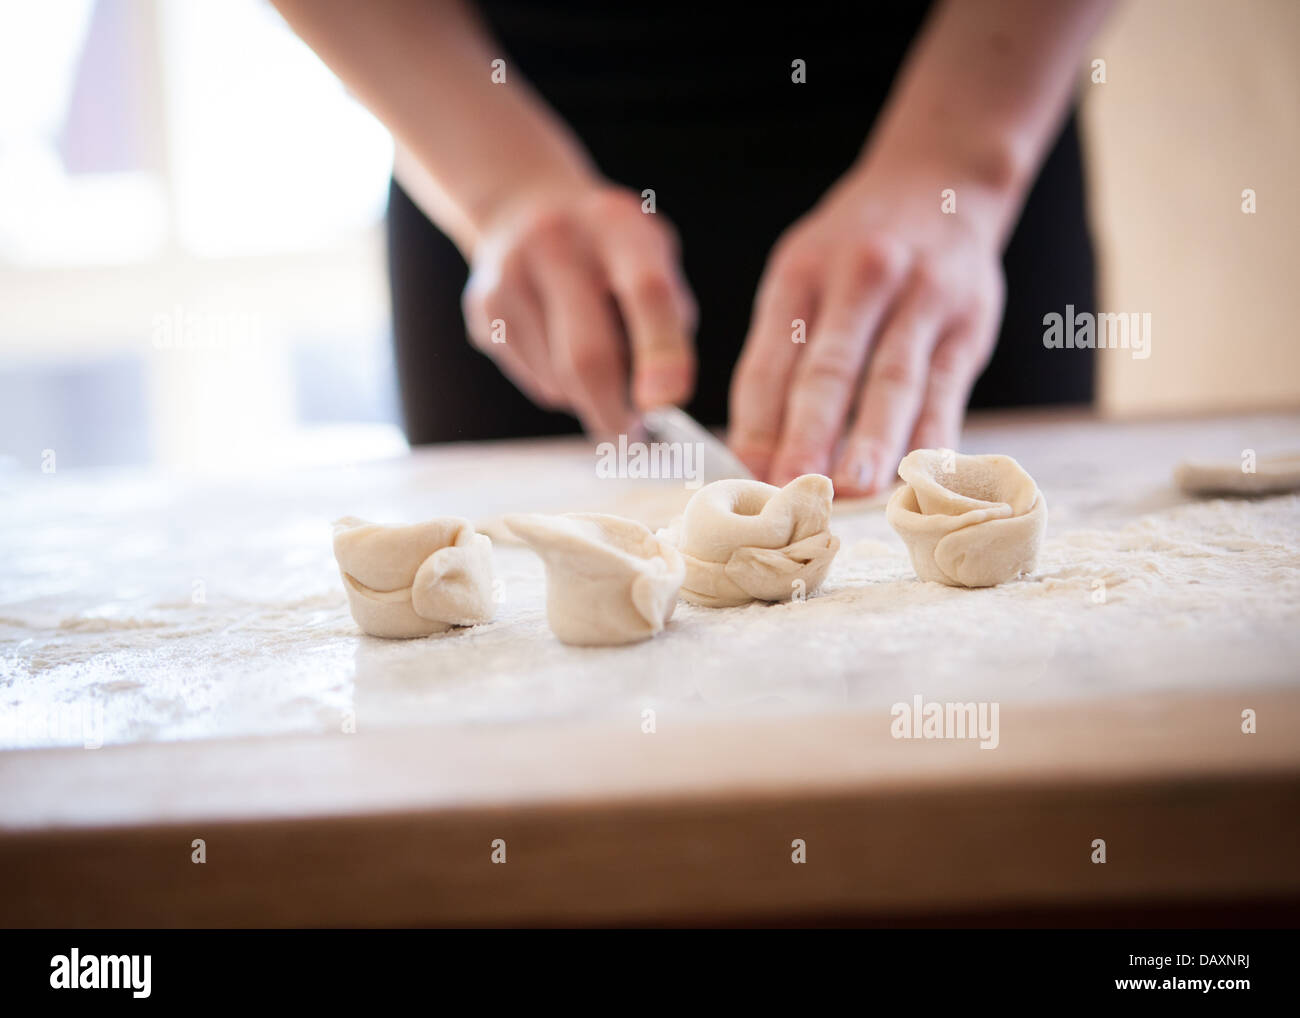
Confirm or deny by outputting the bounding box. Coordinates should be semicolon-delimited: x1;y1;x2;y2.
1;411;1298;750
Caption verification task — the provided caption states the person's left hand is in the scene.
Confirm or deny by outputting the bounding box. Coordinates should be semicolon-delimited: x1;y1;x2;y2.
727;164;1007;496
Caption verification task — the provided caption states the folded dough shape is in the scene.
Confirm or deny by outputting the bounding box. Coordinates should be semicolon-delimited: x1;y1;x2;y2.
505;512;685;646
885;450;1046;587
333;515;495;638
661;474;840;607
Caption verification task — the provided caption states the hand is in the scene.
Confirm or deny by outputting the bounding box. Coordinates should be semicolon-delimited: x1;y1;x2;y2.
728;164;1006;495
462;181;697;435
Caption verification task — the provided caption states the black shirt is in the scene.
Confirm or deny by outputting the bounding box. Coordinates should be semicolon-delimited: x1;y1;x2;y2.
386;1;1095;442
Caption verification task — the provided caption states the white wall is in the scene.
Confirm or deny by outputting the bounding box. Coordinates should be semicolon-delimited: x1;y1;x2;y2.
1082;0;1300;416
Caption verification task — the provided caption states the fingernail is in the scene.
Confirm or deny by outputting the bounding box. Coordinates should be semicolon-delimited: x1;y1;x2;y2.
855;454;879;492
635;383;671;410
830;446;876;495
635;365;689;410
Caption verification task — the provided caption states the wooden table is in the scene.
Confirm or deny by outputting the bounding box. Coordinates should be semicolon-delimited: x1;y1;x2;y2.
2;409;1298;926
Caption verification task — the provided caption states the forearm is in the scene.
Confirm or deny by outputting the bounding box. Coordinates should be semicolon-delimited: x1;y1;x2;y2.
271;0;597;254
853;0;1113;245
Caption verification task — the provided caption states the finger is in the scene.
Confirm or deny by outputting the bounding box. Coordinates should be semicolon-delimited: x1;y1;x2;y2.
833;272;948;495
767;245;904;485
527;233;629;435
594;210;698;411
463;264;563;407
907;314;997;454
726;257;817;480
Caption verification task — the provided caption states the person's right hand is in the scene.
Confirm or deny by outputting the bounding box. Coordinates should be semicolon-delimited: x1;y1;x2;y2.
461;182;698;435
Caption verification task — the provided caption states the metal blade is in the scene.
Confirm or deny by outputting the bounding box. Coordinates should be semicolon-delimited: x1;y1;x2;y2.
640;405;753;483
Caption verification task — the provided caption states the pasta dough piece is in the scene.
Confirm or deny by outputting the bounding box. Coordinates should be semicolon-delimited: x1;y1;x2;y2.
505;512;684;646
886;450;1046;587
1174;453;1300;496
477;484;695;547
661;474;840;607
333;516;495;638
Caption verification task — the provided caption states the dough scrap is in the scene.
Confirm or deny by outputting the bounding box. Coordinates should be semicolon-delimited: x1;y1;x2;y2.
1174;454;1300;496
333;516;495;638
661;474;840;607
505;512;684;646
886;450;1046;587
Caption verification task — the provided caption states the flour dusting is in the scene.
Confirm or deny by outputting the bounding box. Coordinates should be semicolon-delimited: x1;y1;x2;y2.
3;416;1298;749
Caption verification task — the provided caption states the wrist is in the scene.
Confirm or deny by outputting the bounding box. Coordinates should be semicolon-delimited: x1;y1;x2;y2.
848;126;1034;248
463;154;602;257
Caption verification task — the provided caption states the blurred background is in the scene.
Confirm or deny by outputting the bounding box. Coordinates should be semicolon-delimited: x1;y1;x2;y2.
1;0;1297;474
0;0;400;473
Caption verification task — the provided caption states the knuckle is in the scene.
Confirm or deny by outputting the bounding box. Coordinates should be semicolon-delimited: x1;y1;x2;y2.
929;343;969;381
460;281;484;318
566;339;613;379
773;439;827;469
526;209;575;248
846;239;903;288
729;424;778;454
769;243;820;292
678;287;699;332
964;270;1005;324
971;288;1003;326
797;354;851;393
625;270;674;308
909;256;946;297
733;355;784;395
460;289;488;335
465;274;511;322
653;214;682;254
468;321;497;352
870;348;923;389
780;257;820;291
985;266;1007;305
499;246;531;282
587;186;640;219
